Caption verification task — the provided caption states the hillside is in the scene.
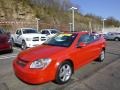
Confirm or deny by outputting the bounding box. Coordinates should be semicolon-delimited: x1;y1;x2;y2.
0;0;120;31
0;0;35;20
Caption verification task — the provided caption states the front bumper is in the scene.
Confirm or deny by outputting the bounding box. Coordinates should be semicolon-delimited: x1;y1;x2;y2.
13;60;55;84
26;41;45;48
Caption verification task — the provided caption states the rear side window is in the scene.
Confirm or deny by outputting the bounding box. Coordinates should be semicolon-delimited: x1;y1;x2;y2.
41;30;50;35
51;30;59;34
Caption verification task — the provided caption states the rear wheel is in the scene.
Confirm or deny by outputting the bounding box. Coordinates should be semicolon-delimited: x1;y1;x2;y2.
98;50;105;62
114;37;120;41
21;40;27;50
55;61;73;84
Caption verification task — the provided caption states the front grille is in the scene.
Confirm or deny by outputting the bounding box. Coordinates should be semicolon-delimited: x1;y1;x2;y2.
16;58;28;67
41;37;46;41
33;37;39;41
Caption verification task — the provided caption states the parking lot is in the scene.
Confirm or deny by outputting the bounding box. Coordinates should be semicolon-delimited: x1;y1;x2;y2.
0;41;120;90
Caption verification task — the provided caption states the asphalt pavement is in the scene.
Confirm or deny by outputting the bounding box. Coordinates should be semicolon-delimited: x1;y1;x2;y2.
0;41;120;90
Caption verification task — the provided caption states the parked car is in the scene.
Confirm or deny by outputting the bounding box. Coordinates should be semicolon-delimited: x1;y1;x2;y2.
40;29;60;38
0;28;13;52
105;32;120;41
11;28;47;50
13;32;106;84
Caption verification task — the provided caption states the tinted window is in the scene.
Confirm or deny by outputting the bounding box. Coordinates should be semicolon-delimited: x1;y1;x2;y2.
16;30;22;35
41;30;50;35
23;29;37;34
51;30;59;34
16;30;19;34
78;34;97;44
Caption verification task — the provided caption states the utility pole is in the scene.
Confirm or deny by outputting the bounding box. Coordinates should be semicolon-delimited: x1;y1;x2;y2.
69;23;72;32
36;18;40;31
70;7;77;32
102;19;106;33
89;21;92;33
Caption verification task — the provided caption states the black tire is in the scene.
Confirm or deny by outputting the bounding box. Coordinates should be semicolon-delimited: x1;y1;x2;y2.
98;50;105;62
55;61;73;84
114;37;120;41
8;49;13;53
21;40;27;50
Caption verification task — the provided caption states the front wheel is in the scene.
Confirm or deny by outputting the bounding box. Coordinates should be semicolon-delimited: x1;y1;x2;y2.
21;41;27;50
55;61;73;84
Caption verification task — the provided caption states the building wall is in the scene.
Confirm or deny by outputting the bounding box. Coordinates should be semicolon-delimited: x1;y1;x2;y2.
103;27;120;34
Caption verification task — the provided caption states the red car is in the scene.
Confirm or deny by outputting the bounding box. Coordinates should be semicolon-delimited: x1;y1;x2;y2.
13;32;106;84
0;29;13;52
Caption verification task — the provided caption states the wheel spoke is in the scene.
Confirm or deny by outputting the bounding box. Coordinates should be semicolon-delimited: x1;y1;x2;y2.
59;64;72;82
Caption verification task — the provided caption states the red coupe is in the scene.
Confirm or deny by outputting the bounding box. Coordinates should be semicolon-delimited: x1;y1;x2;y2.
13;32;106;84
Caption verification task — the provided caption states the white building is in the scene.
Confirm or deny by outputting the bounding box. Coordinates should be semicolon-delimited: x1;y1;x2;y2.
103;27;120;34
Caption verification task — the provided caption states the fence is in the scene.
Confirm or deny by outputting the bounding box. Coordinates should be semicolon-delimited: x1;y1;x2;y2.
0;20;70;33
0;20;102;33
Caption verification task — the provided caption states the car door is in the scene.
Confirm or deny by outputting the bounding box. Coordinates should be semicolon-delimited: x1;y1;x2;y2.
14;29;22;44
75;34;96;68
0;30;4;50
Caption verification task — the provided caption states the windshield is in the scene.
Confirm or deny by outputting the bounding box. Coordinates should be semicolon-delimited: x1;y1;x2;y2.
23;29;38;34
43;33;78;47
51;30;59;34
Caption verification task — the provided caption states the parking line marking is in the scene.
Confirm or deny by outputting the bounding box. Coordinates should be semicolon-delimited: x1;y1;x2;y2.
0;54;17;59
13;47;21;51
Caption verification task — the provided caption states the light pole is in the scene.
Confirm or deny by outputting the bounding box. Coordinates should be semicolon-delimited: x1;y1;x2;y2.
89;21;92;33
102;19;106;33
69;23;72;32
36;18;40;31
70;7;77;32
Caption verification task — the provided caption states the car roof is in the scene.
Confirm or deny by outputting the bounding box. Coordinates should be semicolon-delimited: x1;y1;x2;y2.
18;28;37;30
41;29;59;31
70;31;89;35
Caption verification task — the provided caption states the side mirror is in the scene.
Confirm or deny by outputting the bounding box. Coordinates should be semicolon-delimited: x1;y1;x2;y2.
77;42;86;48
6;32;11;37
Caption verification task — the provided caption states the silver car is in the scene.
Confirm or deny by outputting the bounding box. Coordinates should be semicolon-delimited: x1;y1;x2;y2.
105;32;120;41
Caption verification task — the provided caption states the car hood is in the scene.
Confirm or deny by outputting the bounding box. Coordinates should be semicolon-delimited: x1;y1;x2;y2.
22;34;46;38
18;45;67;62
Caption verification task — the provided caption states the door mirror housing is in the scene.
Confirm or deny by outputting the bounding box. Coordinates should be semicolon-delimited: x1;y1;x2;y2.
77;42;86;48
6;32;11;37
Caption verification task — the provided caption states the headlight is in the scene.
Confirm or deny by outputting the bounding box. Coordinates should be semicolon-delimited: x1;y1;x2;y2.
30;58;52;69
26;38;32;41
